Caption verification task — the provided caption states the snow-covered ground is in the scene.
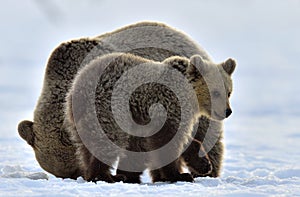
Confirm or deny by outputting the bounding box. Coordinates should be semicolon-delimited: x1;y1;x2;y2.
1;0;300;196
1;115;300;196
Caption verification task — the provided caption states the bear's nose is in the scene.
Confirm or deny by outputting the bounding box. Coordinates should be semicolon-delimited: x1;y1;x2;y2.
225;108;232;118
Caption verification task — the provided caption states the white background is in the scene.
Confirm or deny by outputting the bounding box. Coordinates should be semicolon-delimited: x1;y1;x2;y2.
0;0;300;196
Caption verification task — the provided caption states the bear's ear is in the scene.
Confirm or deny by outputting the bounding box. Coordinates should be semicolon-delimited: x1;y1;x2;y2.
190;55;209;75
222;58;236;75
18;120;35;146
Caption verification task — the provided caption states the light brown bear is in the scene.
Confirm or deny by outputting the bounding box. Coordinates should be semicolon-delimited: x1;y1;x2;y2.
64;52;235;183
17;21;236;182
181;116;224;178
116;55;235;183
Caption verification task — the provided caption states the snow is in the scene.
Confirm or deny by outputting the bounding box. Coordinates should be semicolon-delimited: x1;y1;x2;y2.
1;0;300;196
1;135;300;196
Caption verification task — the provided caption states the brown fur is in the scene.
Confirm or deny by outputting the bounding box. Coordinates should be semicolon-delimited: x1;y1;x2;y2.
17;21;236;182
17;39;100;179
181;115;224;177
18;21;197;179
116;56;235;183
65;53;203;183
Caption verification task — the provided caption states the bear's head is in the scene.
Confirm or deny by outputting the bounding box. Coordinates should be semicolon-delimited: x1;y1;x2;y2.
17;119;80;179
164;55;236;120
17;120;47;171
18;120;35;146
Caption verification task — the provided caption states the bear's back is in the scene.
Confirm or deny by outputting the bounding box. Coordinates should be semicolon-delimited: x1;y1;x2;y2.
97;21;211;62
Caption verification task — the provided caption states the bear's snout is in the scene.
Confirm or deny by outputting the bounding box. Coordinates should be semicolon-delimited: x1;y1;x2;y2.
225;108;232;118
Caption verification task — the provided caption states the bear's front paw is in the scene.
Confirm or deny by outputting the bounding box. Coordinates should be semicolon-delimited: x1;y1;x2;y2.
122;176;141;184
190;157;213;177
169;173;194;183
88;173;115;183
112;174;127;182
178;173;194;182
152;177;167;183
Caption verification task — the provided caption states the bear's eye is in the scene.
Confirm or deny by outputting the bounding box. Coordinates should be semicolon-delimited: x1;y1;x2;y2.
212;91;220;98
228;92;231;97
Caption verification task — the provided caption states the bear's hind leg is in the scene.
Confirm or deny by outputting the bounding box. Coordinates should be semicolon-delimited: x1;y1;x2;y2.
79;144;121;183
85;155;115;183
116;154;146;183
116;169;143;184
150;169;165;182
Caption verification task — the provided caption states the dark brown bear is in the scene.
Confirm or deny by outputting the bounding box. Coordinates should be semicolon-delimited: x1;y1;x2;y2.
17;21;236;183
